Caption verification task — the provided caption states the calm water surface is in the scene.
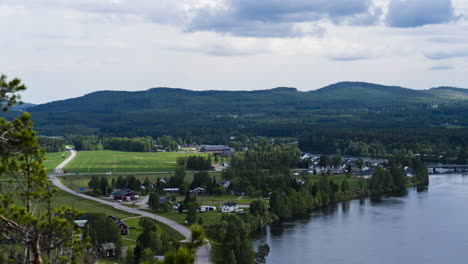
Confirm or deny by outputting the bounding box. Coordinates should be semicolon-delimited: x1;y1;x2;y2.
253;174;468;264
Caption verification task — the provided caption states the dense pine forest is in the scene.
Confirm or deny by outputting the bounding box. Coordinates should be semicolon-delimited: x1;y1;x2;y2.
9;81;467;163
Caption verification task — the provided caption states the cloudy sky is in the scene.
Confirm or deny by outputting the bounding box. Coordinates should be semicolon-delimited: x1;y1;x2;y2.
1;0;468;103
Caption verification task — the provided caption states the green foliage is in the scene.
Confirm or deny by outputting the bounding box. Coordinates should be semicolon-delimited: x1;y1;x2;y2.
369;167;393;193
159;246;194;264
185;202;200;225
249;199;267;215
137;223;161;254
148;192;160;212
156;136;179;151
85;213;122;247
171;166;186;189
255;244;270;264
0;75;86;263
0;74;26;112
37;136;66;152
190;171;210;189
66;134;153;152
185;155;212;171
188;224;206;250
341;179;350;193
215;215;255;264
24;81;468;140
412;158;429;186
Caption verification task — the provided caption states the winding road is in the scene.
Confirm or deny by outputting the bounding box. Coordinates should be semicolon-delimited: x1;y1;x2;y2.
49;149;211;264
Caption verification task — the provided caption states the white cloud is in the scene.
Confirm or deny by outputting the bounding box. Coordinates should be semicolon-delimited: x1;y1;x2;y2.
1;0;468;104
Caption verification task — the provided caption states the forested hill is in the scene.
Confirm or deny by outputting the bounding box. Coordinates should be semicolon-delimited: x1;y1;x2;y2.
7;81;468;139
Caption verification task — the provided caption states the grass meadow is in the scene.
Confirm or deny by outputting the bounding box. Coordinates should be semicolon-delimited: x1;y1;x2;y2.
44;151;70;173
63;150;207;173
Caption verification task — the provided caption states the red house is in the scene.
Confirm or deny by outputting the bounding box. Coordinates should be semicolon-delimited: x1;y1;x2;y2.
111;188;138;201
116;220;129;235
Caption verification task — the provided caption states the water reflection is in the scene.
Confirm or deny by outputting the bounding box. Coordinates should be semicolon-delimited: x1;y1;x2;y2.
416;186;428;192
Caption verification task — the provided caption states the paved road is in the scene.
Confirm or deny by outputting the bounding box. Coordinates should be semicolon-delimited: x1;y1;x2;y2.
49;149;211;264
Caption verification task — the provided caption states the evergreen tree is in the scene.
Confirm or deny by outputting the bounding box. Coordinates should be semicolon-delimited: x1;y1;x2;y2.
0;75;87;263
100;176;109;195
148;192;160;212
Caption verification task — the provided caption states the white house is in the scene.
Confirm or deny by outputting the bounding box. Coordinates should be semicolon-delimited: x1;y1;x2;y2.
221;202;238;213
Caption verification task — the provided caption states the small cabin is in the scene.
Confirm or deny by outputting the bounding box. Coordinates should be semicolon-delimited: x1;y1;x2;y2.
98;242;117;258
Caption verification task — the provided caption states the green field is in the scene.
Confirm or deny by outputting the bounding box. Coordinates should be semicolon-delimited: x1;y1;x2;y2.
44;151;70;173
64;150;207;173
52;190;135;219
8;184;134;219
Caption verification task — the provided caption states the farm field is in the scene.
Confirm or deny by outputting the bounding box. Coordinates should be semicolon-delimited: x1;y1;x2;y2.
63;150;207;173
44;151;70;173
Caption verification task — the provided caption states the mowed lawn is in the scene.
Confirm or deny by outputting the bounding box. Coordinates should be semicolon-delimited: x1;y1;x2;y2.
64;150;207;173
44;151;70;173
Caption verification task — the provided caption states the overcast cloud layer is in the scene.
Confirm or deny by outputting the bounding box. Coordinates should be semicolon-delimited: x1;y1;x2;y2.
1;0;467;103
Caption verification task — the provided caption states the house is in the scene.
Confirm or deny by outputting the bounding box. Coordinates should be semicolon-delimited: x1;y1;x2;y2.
221;202;239;213
106;215;129;235
190;187;205;196
218;180;231;188
111;188;138;201
97;242;117;258
116;220;129;235
163;188;179;194
200;145;233;156
404;166;415;177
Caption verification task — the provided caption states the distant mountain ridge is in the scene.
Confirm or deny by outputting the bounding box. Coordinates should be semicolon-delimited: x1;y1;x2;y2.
7;81;468;137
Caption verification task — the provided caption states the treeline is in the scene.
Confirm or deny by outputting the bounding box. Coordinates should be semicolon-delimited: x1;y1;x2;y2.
88;175;152;196
222;143;301;194
151;168;226;196
299;129;468;163
37;136;66;152
66;135;154;152
177;155;212;171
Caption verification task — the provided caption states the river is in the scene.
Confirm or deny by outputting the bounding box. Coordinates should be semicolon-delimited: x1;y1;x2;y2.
253;174;468;264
